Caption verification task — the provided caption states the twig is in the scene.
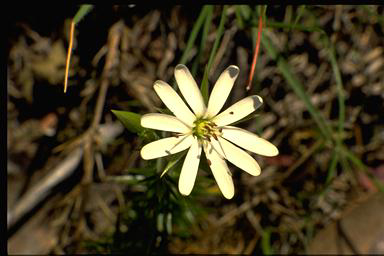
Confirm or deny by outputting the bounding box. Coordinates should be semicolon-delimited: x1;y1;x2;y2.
210;26;237;78
277;139;324;181
215;196;260;227
69;22;124;241
7;122;124;231
8;147;83;229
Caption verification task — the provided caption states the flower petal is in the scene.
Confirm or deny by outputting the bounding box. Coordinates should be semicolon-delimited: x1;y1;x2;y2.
140;135;193;160
178;138;202;196
141;113;191;133
210;137;261;176
154;80;196;126
221;126;279;156
205;65;239;118
174;64;206;117
203;143;234;199
212;95;263;126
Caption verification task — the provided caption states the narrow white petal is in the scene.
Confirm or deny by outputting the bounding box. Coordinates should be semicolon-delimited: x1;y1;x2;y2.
140;135;193;160
174;64;206;117
221;126;279;156
178;138;202;196
154;80;196;126
203;143;234;199
205;65;239;118
212;95;263;126
141;113;191;133
210;137;261;176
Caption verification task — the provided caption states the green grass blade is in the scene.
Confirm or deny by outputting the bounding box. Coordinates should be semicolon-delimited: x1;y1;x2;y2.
328;43;345;139
235;6;245;29
292;5;306;30
73;5;94;25
265;21;326;34
261;228;274;255
342;147;384;193
261;34;333;140
325;149;339;184
179;6;209;65
262;5;268;25
160;151;187;178
239;5;252;20
192;5;214;77
200;5;228;103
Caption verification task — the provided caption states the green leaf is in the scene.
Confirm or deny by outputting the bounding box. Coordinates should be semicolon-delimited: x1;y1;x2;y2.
160;151;187;178
111;110;143;134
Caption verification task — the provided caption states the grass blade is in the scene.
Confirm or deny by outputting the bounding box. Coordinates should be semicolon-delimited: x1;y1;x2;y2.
328;43;345;140
341;147;384;193
179;6;210;65
265;21;326;34
200;5;228;103
292;5;306;30
73;5;94;24
192;5;214;76
261;228;274;255
261;34;333;140
325;149;339;184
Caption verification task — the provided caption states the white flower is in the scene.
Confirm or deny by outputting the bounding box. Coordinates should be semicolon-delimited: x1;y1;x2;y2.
140;64;279;199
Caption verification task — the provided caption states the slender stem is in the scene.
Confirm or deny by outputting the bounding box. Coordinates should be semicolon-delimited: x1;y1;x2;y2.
247;14;263;91
64;20;75;93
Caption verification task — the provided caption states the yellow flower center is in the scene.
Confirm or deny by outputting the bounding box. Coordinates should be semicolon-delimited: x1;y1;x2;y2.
192;118;222;141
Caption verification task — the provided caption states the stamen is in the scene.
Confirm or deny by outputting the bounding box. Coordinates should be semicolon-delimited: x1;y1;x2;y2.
192;119;222;142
